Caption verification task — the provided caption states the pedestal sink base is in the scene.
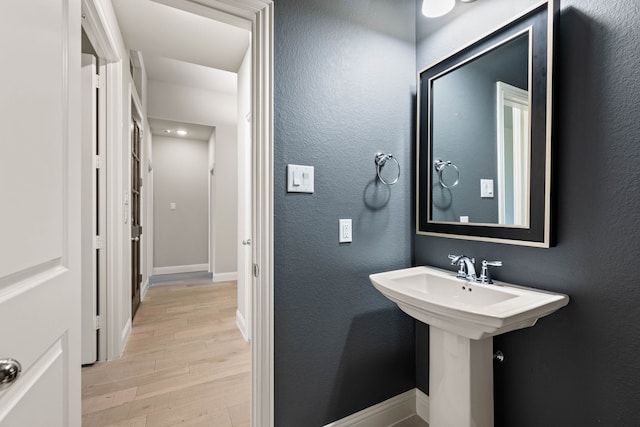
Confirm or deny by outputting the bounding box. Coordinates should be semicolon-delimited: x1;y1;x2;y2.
369;266;569;426
430;327;494;427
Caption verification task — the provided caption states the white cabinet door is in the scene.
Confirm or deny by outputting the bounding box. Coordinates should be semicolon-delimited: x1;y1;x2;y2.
0;1;81;426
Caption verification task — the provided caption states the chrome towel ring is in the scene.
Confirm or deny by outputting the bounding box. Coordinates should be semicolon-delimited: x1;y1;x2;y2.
434;159;460;188
374;152;400;185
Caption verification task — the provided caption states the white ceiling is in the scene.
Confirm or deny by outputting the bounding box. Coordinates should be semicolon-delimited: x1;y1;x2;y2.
143;53;237;94
111;0;249;73
111;0;249;132
148;118;214;141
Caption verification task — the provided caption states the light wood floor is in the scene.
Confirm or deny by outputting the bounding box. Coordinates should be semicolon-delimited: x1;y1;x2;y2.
82;280;250;427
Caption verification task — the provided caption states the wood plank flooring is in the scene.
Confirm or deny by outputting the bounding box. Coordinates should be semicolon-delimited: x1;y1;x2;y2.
82;280;250;427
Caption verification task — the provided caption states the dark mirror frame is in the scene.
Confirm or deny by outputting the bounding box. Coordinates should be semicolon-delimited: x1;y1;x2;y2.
416;0;557;247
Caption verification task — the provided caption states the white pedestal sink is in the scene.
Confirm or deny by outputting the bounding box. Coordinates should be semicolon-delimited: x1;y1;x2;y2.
369;266;569;427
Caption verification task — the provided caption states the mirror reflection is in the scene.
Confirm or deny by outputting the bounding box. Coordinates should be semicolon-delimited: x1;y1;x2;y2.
429;31;530;226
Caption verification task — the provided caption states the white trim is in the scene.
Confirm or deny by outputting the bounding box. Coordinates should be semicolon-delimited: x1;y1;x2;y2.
81;0;119;62
141;278;149;301
213;271;238;282
496;81;530;225
152;264;209;275
106;59;124;360
323;390;419;427
415;389;429;423
236;309;249;342
90;0;275;421
121;317;131;348
82;0;124;362
96;61;108;362
249;3;275;426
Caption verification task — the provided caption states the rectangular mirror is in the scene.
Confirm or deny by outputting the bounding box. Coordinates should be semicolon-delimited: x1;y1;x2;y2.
417;1;557;247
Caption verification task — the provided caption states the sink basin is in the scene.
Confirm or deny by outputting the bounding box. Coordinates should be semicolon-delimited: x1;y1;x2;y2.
370;265;569;427
370;266;569;340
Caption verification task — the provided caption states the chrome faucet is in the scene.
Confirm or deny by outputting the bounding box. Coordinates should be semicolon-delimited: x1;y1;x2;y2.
448;254;477;281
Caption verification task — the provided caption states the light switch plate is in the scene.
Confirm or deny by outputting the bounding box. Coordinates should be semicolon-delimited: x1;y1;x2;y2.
481;179;494;198
287;164;314;193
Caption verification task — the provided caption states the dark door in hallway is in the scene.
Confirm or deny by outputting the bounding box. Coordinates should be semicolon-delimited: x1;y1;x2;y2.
131;118;142;318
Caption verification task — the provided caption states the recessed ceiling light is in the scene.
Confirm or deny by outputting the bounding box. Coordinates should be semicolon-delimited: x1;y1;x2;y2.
163;129;171;134
176;129;188;136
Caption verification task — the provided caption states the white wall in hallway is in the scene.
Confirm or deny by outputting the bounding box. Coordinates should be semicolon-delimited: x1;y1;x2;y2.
236;46;251;339
147;80;237;126
213;124;238;277
153;135;209;269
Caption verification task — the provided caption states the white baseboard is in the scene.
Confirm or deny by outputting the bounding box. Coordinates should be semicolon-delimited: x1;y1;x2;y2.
213;272;238;282
152;264;209;275
416;389;429;423
324;389;419;427
236;309;250;342
120;318;132;355
141;278;149;301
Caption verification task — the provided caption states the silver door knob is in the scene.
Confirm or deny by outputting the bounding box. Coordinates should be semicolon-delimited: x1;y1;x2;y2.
242;239;251;246
0;359;22;390
132;237;139;241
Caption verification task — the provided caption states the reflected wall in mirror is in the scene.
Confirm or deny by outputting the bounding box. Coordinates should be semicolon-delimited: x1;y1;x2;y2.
430;31;530;226
417;1;556;247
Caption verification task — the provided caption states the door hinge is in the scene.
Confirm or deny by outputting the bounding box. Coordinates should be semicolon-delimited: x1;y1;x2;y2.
94;235;104;249
94;315;102;330
93;74;103;89
95;155;103;170
253;264;259;278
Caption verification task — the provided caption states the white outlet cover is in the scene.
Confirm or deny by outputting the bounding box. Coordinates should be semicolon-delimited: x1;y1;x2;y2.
339;218;352;243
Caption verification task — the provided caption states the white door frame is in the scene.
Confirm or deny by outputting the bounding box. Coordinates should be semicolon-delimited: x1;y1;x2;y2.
81;0;123;361
150;3;274;424
82;0;275;425
80;53;100;365
496;81;530;226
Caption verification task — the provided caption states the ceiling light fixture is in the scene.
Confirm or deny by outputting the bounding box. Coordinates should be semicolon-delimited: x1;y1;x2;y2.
163;129;171;134
176;129;188;136
421;0;455;18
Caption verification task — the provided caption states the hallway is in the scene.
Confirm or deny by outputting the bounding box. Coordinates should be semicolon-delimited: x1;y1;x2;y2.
81;280;250;426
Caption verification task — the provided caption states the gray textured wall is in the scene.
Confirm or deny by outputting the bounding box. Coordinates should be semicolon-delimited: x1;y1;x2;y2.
416;0;640;425
274;0;416;425
153;136;209;268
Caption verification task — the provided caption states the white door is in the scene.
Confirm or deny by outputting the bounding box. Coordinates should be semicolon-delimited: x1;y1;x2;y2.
0;2;81;426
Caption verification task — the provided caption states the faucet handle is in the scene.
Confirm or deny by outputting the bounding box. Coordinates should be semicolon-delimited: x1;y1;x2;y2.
483;260;502;267
448;254;465;278
478;260;502;284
